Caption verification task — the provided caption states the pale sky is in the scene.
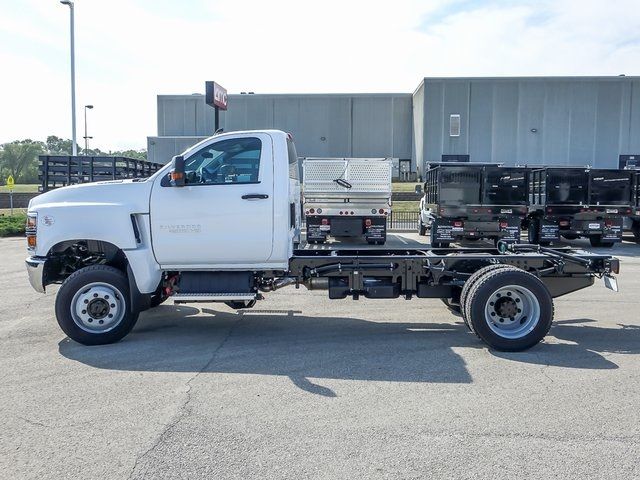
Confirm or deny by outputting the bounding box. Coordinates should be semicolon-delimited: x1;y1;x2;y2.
1;0;639;150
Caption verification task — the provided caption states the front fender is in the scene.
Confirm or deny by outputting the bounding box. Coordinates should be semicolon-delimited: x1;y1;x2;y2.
32;203;139;257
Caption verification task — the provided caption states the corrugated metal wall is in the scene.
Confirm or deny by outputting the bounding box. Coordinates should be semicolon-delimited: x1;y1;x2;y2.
414;77;640;173
150;77;640;171
149;93;413;165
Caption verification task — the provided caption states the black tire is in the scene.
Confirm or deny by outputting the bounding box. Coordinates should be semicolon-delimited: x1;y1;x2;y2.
466;268;554;351
633;222;640;244
589;235;613;248
55;265;139;345
418;220;427;236
460;264;519;332
527;218;539;244
225;300;257;309
561;233;579;240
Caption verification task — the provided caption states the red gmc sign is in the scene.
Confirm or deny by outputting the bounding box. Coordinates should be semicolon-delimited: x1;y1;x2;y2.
205;81;228;110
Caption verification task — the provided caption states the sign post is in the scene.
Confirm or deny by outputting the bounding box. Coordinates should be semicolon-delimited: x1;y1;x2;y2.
205;81;228;133
7;175;15;215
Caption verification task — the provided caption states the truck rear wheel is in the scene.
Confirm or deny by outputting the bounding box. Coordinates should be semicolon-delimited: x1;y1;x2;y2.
55;265;139;345
466;268;554;351
527;219;540;244
633;222;640;243
589;235;614;248
460;264;519;332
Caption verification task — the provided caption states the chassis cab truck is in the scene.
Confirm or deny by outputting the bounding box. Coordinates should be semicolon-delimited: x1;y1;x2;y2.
302;157;392;244
24;130;619;352
418;164;528;247
527;168;634;247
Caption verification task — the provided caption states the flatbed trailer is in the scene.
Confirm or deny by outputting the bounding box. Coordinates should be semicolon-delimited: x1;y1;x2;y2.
528;167;634;247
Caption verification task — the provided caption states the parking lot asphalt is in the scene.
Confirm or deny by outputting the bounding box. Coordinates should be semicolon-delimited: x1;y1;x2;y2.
1;234;640;479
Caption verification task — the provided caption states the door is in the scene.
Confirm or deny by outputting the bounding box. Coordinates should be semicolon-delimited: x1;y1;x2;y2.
150;133;274;266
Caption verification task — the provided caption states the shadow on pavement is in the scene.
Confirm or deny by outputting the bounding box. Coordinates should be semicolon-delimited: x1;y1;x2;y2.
492;319;640;368
58;307;640;395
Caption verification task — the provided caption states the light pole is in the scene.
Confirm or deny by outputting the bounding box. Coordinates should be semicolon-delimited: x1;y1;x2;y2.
60;0;77;156
83;105;93;153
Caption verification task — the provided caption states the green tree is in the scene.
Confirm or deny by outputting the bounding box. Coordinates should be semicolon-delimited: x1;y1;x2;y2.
45;135;80;155
0;140;45;183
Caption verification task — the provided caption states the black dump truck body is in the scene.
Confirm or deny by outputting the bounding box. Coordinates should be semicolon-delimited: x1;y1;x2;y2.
632;171;640;242
528;168;634;246
421;165;529;246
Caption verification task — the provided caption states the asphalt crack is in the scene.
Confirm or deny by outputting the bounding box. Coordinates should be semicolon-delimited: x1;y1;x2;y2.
127;313;244;479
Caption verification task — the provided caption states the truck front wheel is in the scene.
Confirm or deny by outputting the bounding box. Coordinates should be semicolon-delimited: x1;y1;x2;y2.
55;265;139;345
418;219;427;236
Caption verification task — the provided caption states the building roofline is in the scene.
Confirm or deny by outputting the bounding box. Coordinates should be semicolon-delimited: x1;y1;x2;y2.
421;75;639;81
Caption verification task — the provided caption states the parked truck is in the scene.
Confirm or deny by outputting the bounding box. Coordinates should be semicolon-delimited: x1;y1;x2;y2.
25;130;619;352
302;157;392;244
418;164;529;247
527;167;634;247
630;170;640;243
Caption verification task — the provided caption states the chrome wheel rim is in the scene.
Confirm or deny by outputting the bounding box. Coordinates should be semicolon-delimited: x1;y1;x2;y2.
484;285;540;339
70;282;126;333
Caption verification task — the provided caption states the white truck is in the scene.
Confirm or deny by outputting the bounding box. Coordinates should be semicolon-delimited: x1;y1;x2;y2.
302;157;392;244
25;130;619;352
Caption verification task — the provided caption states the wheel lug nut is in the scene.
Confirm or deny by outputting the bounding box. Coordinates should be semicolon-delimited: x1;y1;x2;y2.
507;292;512;296
84;299;89;304
82;310;86;314
490;302;494;306
99;320;104;324
110;304;115;308
490;312;496;316
108;314;113;318
499;318;504;322
104;295;109;300
515;298;520;303
93;293;98;298
88;319;93;323
517;309;522;313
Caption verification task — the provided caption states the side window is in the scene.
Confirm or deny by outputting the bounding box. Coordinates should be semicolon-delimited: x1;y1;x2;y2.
183;137;262;185
287;138;299;181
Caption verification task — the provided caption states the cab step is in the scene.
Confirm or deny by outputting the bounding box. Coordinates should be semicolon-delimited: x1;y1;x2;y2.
172;292;258;304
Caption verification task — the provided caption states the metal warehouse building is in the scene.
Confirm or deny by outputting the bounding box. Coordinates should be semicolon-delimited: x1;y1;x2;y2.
148;76;640;176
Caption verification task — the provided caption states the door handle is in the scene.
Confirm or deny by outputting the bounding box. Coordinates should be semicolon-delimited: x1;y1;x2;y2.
242;194;269;200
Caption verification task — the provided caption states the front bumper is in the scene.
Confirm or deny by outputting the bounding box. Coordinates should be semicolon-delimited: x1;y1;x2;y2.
25;256;47;293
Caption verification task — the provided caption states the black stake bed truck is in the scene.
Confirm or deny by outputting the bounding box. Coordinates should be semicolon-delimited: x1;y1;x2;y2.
528;167;634;247
419;164;529;247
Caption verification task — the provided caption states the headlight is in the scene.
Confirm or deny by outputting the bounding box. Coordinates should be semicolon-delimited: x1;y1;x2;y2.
26;213;37;250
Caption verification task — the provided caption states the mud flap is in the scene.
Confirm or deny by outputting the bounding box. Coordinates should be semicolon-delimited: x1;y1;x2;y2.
539;220;559;242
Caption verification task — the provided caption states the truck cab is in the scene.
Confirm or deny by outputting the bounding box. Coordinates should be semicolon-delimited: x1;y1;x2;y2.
25;130;301;343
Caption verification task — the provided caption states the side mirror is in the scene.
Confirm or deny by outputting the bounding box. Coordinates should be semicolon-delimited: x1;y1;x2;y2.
170;155;186;187
414;184;423;195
